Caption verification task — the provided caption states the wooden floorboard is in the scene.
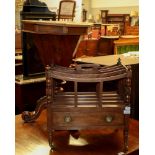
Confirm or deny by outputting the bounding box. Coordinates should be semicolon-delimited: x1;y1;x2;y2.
16;110;139;155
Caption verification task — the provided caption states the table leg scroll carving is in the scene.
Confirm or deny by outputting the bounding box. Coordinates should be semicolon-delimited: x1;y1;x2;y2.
22;96;47;122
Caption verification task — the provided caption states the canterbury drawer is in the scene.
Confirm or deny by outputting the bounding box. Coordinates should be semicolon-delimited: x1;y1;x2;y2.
50;110;124;129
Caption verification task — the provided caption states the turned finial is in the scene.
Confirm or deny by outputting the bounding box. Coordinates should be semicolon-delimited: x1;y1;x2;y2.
117;58;122;65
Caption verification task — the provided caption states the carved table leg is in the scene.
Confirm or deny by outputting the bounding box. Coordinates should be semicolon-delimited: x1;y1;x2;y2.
123;115;129;153
49;130;55;151
22;96;47;122
123;66;131;153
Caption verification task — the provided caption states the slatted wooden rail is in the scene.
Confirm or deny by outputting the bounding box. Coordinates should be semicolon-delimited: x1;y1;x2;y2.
45;63;132;154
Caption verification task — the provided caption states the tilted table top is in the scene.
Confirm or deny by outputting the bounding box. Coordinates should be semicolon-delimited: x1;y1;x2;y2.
21;20;93;35
74;54;139;66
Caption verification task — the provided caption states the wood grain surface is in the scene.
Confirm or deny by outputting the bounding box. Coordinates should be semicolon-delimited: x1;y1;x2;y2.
16;110;139;155
74;54;139;66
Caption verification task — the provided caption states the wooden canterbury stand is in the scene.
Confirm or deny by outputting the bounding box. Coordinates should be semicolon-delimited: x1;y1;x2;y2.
45;63;132;153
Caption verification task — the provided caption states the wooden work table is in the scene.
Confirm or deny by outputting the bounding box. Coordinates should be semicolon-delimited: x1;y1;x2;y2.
16;110;139;155
21;20;92;76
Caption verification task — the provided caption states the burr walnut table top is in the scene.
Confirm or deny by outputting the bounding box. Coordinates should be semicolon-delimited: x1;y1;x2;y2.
16;110;139;155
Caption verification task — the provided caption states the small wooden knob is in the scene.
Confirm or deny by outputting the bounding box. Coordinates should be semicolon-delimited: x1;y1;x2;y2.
64;115;72;123
105;115;113;123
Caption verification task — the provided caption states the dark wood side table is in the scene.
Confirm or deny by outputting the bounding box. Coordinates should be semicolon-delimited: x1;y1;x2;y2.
97;36;119;56
76;39;98;57
21;20;92;67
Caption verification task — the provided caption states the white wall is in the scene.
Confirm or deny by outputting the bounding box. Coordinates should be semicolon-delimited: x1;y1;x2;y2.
16;0;139;27
82;0;90;11
41;0;60;6
74;0;82;22
91;0;139;8
40;0;60;11
82;0;139;21
41;0;82;21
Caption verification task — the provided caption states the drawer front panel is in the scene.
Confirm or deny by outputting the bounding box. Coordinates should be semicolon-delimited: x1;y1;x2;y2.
50;110;124;128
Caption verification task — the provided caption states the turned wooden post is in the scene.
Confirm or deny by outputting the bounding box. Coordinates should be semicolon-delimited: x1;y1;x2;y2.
123;66;132;153
46;65;55;150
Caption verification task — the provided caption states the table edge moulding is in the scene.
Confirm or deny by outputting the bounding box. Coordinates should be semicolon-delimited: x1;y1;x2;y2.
22;20;93;35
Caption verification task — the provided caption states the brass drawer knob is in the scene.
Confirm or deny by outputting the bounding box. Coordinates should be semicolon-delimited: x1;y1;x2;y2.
64;115;72;123
105;115;113;123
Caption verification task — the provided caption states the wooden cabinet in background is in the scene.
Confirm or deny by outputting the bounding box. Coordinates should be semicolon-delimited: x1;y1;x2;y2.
106;14;130;34
114;38;139;54
100;12;130;35
100;10;108;23
97;36;119;56
125;26;139;35
76;37;120;57
76;39;98;57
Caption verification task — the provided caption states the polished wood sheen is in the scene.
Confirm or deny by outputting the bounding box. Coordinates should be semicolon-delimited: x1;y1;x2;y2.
22;63;132;153
114;38;139;54
16;110;139;155
74;55;139;120
21;20;92;67
97;36;119;56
